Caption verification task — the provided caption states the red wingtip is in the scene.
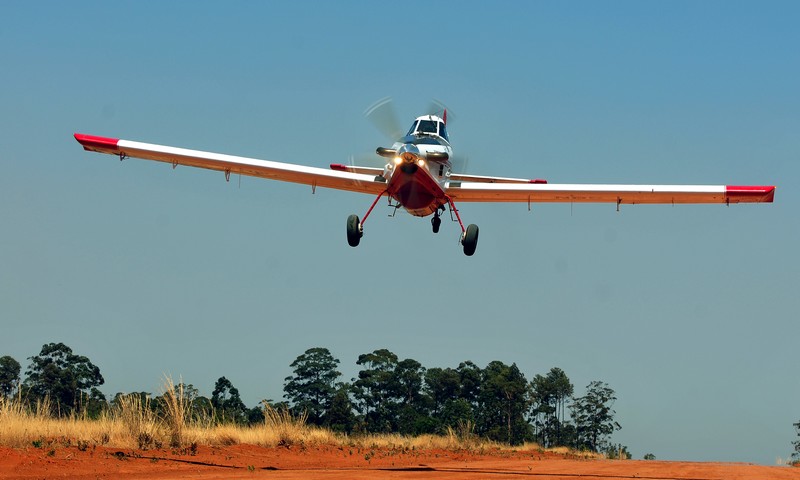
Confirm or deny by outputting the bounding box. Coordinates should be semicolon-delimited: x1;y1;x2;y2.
726;185;776;203
74;133;120;152
330;163;348;171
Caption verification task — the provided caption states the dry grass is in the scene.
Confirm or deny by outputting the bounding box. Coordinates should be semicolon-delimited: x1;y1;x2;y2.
0;395;122;449
1;390;591;457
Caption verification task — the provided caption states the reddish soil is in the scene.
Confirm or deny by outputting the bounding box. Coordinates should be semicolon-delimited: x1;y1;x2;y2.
1;444;798;479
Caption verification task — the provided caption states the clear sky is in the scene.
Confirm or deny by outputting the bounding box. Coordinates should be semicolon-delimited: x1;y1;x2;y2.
1;0;797;465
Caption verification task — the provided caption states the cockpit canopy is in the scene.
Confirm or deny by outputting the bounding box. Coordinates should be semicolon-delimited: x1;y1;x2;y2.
406;115;449;141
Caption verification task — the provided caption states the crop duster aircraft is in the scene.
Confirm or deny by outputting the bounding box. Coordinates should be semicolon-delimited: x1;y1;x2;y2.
74;106;775;256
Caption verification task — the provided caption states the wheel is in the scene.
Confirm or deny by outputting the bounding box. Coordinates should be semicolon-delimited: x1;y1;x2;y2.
462;224;479;256
346;214;362;247
431;215;441;233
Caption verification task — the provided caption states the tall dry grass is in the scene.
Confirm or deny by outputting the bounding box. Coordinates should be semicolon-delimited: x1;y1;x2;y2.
2;393;506;453
0;394;123;449
0;383;587;457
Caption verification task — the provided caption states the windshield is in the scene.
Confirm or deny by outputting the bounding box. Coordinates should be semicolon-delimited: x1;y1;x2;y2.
406;119;449;140
417;120;438;135
438;122;449;140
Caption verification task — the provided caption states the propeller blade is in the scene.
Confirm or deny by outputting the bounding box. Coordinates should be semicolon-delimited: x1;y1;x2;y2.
364;96;404;140
451;153;469;174
426;98;456;125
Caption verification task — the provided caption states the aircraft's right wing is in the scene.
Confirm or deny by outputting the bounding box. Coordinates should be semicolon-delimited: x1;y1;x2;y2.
445;181;775;205
74;134;388;196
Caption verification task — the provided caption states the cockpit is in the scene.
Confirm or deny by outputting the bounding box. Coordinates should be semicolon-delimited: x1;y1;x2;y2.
406;116;449;141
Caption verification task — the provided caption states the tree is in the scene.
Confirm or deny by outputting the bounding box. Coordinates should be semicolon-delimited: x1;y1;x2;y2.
325;383;357;433
425;365;478;433
572;381;621;452
477;361;531;445
457;361;482;407
283;348;341;425
352;349;400;432
792;421;800;463
393;358;432;434
211;376;247;424
530;367;574;447
0;356;21;397
425;367;461;414
24;342;104;415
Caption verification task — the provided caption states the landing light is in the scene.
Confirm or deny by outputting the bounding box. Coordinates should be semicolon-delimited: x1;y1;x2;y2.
417;158;425;167
393;156;402;165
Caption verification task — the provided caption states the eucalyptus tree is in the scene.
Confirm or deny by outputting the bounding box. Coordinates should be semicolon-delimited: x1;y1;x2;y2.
24;342;104;415
572;381;621;451
530;367;574;447
0;356;20;397
283;347;342;425
352;349;400;432
211;376;248;424
477;361;531;445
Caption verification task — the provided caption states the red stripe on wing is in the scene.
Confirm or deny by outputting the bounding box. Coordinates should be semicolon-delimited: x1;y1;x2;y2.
726;185;776;203
74;133;120;152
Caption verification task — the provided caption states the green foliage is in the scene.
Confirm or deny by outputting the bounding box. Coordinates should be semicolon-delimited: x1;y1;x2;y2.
477;361;531;445
424;367;461;413
530;367;574;448
352;349;400;432
84;387;107;419
0;356;21;397
572;381;621;452
324;383;357;433
211;376;247;424
9;343;628;452
643;453;656;460
283;348;341;425
23;342;104;415
246;405;265;425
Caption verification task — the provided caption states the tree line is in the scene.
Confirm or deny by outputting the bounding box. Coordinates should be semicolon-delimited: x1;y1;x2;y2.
1;343;624;453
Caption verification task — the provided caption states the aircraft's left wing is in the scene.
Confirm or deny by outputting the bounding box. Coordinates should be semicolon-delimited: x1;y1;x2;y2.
445;181;775;205
74;134;388;196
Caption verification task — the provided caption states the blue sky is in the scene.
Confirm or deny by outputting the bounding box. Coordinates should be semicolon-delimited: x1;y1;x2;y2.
1;1;798;464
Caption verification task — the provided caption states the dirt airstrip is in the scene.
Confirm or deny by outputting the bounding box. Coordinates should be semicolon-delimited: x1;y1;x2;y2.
2;444;798;480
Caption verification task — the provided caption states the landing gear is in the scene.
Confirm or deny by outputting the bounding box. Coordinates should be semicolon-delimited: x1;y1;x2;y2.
462;224;479;256
431;205;445;233
444;195;479;256
346;214;362;247
431;214;441;233
346;190;387;248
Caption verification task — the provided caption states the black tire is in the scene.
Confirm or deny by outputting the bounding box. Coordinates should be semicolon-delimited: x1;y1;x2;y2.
346;214;361;247
431;216;441;234
462;224;479;256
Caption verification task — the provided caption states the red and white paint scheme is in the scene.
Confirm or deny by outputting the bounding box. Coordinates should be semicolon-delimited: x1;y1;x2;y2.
74;109;775;256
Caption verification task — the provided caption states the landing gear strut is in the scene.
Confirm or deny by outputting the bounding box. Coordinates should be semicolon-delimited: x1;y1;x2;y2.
445;195;479;256
346;190;387;248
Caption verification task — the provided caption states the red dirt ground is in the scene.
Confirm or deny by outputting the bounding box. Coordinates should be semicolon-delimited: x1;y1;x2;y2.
1;444;798;479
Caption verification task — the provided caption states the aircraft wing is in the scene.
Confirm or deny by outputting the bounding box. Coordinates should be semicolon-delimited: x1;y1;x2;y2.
74;134;388;196
445;181;775;204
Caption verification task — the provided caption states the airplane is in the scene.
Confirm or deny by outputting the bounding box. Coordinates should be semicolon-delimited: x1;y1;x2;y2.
74;107;775;256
